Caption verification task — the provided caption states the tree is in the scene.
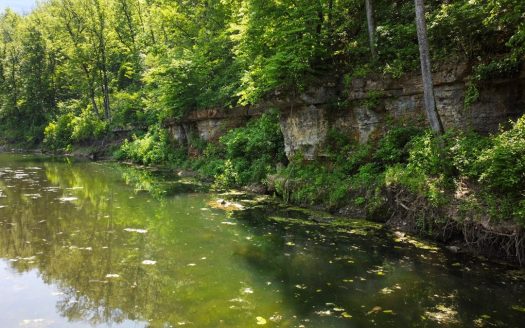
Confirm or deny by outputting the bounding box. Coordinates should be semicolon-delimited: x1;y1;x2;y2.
414;0;443;134
365;0;376;59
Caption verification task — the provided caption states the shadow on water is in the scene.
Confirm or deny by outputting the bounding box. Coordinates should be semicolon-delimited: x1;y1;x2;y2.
0;153;524;327
228;199;525;327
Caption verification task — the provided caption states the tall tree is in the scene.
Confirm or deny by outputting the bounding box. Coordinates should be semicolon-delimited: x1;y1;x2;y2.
414;0;443;134
86;0;111;120
365;0;376;59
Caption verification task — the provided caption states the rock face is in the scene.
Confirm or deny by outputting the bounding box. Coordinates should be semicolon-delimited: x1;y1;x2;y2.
166;63;525;160
165;107;265;149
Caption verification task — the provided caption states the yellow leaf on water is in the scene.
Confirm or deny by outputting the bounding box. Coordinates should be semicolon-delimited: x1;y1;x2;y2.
512;305;525;312
256;316;267;325
341;312;352;318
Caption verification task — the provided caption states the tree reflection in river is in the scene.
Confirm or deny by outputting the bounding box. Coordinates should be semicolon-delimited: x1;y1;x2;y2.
0;154;524;327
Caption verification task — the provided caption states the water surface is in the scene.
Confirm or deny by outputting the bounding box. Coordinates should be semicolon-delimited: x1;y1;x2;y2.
0;153;524;327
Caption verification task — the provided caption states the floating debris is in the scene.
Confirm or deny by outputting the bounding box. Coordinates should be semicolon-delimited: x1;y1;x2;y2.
367;306;382;315
23;193;42;199
221;221;237;225
142;260;157;265
512;305;525;312
123;228;148;234
105;274;120;278
341;312;352;319
43;187;60;192
58;196;78;202
393;231;439;251
208;199;245;211
256;316;267;325
424;304;459;324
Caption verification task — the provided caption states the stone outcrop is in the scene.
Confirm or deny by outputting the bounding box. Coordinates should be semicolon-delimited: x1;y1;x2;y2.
165;107;265;147
166;63;525;160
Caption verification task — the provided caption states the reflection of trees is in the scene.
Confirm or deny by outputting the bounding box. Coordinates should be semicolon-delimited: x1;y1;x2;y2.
119;165;205;199
1;157;290;327
0;159;190;326
1;156;523;327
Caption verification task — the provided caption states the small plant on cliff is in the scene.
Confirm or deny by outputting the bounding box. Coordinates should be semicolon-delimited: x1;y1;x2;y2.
374;126;423;166
362;90;385;110
193;110;287;189
476;116;525;211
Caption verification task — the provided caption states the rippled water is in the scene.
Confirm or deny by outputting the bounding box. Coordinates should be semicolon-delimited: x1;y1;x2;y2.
0;153;524;327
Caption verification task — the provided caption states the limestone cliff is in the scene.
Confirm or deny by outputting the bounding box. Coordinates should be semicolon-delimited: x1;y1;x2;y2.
166;63;525;160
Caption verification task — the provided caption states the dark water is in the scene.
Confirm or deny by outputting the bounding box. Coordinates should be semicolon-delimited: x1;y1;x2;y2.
0;153;524;327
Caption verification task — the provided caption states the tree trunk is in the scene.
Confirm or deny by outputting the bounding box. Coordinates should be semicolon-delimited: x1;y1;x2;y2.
365;0;376;59
82;64;100;117
414;0;443;134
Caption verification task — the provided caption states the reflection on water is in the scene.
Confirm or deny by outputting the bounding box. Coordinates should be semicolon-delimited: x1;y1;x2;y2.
0;153;524;327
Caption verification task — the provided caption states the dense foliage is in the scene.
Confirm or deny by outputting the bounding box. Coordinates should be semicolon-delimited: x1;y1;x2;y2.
116;110;287;188
275;116;525;226
0;0;523;146
0;1;524;236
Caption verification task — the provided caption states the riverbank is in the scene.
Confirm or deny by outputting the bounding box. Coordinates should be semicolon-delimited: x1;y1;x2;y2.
3;112;525;267
114;111;525;266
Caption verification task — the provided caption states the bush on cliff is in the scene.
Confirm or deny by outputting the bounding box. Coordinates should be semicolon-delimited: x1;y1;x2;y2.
198;110;287;188
114;126;180;165
116;110;287;189
272;115;525;228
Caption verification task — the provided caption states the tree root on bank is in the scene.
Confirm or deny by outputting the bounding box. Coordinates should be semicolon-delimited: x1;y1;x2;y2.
462;221;525;265
385;185;525;265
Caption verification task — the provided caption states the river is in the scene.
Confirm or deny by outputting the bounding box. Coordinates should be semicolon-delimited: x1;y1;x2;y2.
0;153;523;327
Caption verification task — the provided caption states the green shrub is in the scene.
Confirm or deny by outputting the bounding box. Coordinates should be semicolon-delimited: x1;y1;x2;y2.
449;132;491;178
212;110;286;188
43;113;75;151
325;128;352;155
405;131;454;179
111;91;153;128
116;126;180;165
362;90;385;110
71;109;108;143
374;126;423;166
477;116;525;193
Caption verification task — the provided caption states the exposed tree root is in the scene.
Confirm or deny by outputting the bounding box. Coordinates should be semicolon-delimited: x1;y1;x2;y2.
385;185;525;266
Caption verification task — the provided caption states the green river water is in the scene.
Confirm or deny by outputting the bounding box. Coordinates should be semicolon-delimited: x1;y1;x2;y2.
0;153;524;327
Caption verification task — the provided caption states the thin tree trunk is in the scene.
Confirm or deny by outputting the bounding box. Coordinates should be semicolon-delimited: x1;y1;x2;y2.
81;64;100;117
93;0;111;120
415;0;443;134
365;0;376;59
